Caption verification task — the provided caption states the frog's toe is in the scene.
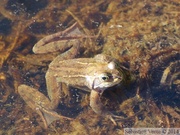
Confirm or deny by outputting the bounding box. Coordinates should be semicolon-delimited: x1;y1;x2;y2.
107;115;118;126
106;112;133;126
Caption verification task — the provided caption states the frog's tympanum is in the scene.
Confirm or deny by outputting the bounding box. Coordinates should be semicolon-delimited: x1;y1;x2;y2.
18;23;126;128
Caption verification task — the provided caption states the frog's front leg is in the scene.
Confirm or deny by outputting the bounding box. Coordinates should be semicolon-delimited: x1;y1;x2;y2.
90;90;130;125
90;90;117;125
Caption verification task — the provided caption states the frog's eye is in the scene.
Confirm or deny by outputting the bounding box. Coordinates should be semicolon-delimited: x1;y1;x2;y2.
101;73;112;82
102;76;109;81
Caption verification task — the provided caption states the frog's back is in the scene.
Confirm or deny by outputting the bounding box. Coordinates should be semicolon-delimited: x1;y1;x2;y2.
48;58;105;89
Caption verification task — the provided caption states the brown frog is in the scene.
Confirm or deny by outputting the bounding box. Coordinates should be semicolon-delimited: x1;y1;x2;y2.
18;23;127;128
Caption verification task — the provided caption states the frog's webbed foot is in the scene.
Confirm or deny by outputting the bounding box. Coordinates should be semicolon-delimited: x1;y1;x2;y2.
37;107;72;128
90;90;132;126
18;85;72;128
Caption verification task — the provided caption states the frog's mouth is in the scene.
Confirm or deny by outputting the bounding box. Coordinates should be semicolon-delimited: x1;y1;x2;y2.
92;76;122;91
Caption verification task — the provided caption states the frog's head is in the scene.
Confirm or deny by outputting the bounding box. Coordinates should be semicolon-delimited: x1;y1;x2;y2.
91;61;123;91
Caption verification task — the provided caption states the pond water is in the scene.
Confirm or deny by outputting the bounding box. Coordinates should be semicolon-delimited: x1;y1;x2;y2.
0;0;179;134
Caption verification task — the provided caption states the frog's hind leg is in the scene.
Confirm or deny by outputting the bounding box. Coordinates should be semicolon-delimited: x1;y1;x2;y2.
18;85;72;128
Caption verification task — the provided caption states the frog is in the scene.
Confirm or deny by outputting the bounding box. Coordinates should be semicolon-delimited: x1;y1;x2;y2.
18;22;127;128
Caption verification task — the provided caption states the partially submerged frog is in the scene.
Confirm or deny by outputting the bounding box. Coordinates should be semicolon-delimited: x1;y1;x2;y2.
18;23;127;128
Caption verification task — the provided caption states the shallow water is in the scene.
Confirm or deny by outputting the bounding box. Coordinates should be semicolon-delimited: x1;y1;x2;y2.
0;0;179;134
